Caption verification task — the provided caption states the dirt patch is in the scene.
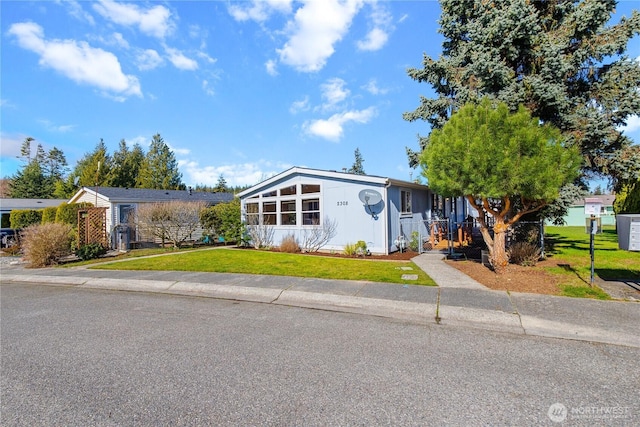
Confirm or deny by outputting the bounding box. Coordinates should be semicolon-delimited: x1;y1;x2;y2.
445;258;562;295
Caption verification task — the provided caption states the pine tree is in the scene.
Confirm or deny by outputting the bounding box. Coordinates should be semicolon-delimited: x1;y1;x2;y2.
404;0;640;189
109;139;145;188
9;137;67;198
136;134;183;190
214;174;228;193
348;148;365;175
74;139;112;188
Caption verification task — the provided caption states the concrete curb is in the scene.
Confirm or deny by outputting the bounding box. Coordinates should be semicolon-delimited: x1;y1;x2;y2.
2;274;639;349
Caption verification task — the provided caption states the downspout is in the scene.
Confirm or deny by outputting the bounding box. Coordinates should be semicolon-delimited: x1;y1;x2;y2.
383;180;391;255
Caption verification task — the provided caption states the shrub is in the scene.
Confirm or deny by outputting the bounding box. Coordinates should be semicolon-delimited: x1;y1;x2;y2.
55;202;93;228
41;206;58;224
200;199;241;243
279;234;300;253
343;243;357;256
508;242;541;266
409;231;420;252
21;223;74;267
75;242;107;261
355;240;368;256
10;209;43;229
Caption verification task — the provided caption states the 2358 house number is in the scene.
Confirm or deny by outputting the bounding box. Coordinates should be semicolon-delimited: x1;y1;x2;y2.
337;201;348;206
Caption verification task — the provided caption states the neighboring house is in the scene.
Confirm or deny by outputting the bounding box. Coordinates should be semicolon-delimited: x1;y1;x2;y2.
68;187;234;248
0;198;68;228
237;167;469;255
561;194;616;226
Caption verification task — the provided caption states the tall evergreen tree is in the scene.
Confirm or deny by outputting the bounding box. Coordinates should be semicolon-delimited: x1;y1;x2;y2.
9;137;67;198
73;139;113;188
404;0;640;190
213;174;228;193
109;139;145;188
136;134;183;189
348;148;366;175
8;161;49;198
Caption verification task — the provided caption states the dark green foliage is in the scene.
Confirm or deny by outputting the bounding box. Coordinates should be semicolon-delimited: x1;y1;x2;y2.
10;209;43;229
405;0;640;188
200;199;241;243
73;139;112;188
214;175;228;193
75;242;107;261
109;139;144;188
41;206;58;224
55;202;93;228
136;134;183;189
348;148;365;175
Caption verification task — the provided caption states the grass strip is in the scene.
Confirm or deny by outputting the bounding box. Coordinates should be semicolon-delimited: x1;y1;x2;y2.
91;248;437;286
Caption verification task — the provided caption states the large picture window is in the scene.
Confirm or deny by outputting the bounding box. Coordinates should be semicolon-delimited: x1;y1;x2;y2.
263;201;276;225
401;189;412;214
280;200;296;225
302;198;320;225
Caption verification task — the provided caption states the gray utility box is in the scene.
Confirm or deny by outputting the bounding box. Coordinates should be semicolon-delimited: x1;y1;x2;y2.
617;214;640;251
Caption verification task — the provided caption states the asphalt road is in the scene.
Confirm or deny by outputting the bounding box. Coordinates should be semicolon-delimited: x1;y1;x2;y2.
1;283;638;426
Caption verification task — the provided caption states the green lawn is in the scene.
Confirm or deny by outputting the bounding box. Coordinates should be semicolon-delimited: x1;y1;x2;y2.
544;226;640;298
91;248;437;286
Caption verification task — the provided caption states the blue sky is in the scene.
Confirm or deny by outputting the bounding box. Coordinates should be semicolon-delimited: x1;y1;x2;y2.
1;0;638;189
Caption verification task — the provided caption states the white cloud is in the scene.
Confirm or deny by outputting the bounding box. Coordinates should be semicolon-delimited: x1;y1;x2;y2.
93;0;174;39
290;96;310;114
8;22;142;99
136;49;163;71
38;119;76;133
320;78;350;109
202;80;215;96
57;0;95;25
362;78;387;95
228;0;292;23
304;107;376;141
181;160;292;187
111;32;129;49
165;47;198;71
619;115;640;133
277;0;365;72
357;2;393;51
265;59;278;76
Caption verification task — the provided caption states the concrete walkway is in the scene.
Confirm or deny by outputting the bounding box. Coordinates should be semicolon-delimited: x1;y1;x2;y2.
1;254;639;348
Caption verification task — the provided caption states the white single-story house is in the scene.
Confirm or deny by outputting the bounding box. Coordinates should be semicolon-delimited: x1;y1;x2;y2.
237;167;469;255
69;187;234;248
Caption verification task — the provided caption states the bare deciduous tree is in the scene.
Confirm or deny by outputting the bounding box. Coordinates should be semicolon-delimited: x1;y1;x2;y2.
136;200;207;248
301;216;338;252
244;216;275;249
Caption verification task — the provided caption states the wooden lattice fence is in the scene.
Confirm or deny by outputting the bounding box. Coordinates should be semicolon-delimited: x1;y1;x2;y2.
78;207;108;248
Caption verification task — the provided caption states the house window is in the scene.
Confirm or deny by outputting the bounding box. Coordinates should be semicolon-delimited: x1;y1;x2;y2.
302;198;320;225
401;190;412;214
262;201;276;225
246;202;259;224
302;184;320;194
262;190;277;197
281;200;296;225
280;185;297;196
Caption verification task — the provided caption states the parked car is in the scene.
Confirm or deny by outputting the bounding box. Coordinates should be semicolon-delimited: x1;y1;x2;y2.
0;228;19;248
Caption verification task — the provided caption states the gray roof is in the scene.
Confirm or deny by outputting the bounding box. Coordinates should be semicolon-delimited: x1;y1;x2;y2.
0;198;68;211
572;194;615;207
80;187;234;204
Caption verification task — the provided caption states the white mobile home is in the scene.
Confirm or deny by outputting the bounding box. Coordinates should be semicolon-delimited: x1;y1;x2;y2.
238;167;466;255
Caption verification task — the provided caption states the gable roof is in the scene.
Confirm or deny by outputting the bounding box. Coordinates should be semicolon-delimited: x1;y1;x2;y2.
572;194;615;207
237;166;428;198
70;187;234;204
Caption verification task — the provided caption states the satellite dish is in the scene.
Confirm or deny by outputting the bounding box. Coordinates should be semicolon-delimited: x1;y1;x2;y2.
358;189;383;220
358;189;382;205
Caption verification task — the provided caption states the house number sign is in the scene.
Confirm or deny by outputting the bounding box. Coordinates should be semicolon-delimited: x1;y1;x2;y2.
337;201;349;206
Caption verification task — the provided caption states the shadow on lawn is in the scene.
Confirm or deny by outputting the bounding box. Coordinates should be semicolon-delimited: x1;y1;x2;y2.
557;263;590;285
544;230;620;254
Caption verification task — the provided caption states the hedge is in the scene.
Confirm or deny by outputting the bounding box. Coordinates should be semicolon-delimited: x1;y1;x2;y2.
10;209;43;229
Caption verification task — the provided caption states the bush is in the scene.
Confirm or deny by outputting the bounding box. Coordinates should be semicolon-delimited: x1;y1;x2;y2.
279;234;300;253
343;243;357;256
355;240;368;256
508;242;541;266
10;209;43;229
41;206;58;224
56;202;93;228
21;223;74;267
409;231;420;252
75;243;107;261
200;199;241;243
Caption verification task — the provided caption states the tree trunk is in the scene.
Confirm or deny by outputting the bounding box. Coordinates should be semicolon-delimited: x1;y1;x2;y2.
490;220;509;274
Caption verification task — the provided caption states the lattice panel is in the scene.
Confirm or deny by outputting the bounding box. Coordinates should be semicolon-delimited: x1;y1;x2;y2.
78;208;108;247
